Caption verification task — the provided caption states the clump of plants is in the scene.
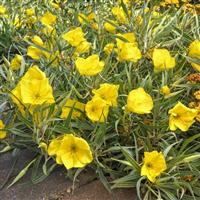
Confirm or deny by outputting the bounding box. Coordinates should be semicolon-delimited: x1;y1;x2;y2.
0;0;200;199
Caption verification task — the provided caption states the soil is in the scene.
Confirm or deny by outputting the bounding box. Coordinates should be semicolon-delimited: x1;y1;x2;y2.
0;150;136;200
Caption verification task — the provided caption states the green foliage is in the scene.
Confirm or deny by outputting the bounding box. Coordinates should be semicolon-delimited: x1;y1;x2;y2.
0;0;200;199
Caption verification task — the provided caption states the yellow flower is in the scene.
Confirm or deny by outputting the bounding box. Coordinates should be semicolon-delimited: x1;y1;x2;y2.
126;88;153;114
164;0;179;4
78;13;98;30
11;66;55;112
0;120;6;139
13;16;22;28
160;85;171;96
21;65;46;80
11;66;47;112
141;151;167;183
117;0;132;4
152;48;176;71
61;99;85;119
20;79;55;106
75;41;91;54
78;12;96;24
62;27;86;47
188;40;200;72
10;54;23;70
47;138;62;164
0;5;6;15
136;15;143;26
112;7;127;24
85;97;109;122
48;134;93;169
27;46;44;60
75;54;104;76
103;43;115;55
50;2;60;9
169;102;198;132
92;83;119;107
104;21;117;33
117;42;142;62
25;8;35;16
40;12;57;26
44;50;60;66
43;25;56;36
116;32;137;47
31;35;44;46
25;16;37;25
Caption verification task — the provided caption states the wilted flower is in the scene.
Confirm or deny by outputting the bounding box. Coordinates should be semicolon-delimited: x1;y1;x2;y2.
194;90;200;100
141;151;167;183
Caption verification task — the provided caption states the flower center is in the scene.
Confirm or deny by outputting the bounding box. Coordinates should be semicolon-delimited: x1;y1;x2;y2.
35;93;40;99
71;144;77;152
91;106;96;112
146;163;152;168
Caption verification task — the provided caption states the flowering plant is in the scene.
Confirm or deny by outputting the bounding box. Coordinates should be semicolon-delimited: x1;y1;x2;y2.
0;0;200;199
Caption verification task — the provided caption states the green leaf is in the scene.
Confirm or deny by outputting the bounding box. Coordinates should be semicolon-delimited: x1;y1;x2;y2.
7;158;36;188
121;147;140;172
97;167;112;193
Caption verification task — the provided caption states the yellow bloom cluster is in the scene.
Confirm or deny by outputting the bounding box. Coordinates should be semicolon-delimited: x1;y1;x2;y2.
2;0;200;188
86;83;119;122
62;27;91;55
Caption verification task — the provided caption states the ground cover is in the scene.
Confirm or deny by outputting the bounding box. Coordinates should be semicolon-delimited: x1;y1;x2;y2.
0;0;200;199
